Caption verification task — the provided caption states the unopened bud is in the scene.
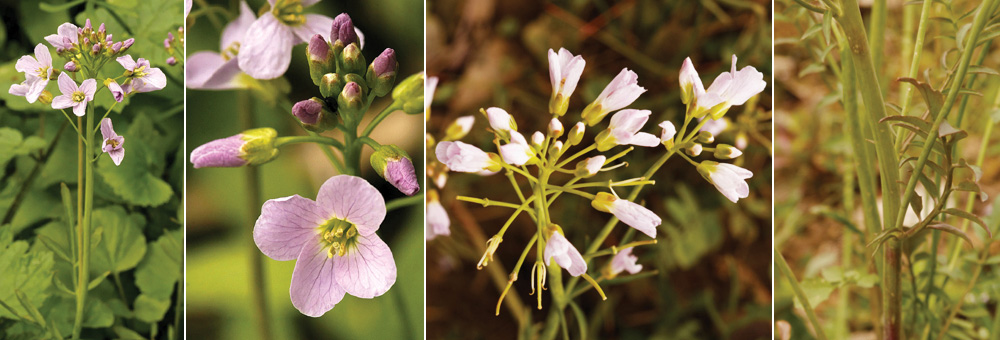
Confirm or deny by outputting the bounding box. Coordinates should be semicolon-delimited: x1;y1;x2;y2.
696;130;714;144
337;82;365;125
366;48;397;97
370;145;419;196
340;43;366;75
392;72;425;115
330;13;358;47
566;122;585;146
685;143;703;157
713;144;743;159
293;97;337;132
548;118;564;138
64;61;78;72
307;34;335;86
38;91;53;105
166;56;177;65
319;73;343;98
575;156;605;178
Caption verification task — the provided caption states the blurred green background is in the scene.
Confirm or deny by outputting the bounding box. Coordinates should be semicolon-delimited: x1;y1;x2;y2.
185;0;424;338
426;0;772;339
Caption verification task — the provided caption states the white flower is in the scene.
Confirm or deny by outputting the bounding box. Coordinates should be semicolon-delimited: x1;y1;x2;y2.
544;231;587;276
574;156;605;178
690;55;766;119
499;131;537;166
697;161;753;203
610;247;642;276
591;192;660;238
547;48;586;116
594;109;660;151
485;107;517;139
582;68;646;126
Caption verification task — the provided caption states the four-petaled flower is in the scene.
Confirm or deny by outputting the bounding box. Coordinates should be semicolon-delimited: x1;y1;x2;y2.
697;161;753;203
609;247;642;276
591;192;661;238
426;190;450;240
435;141;501;174
117;55;167;93
187;0;255;90
254;175;396;317
44;23;79;51
238;0;337;79
51;73;96;116
684;55;766;119
100;118;125;166
594;109;660;151
9;44;55;103
498;131;537;166
547;48;585;116
544;230;587;277
582;68;646;126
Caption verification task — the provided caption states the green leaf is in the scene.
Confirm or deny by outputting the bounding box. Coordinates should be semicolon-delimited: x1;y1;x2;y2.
135;229;181;300
796;278;836;310
97;138;173;207
798;63;826;78
90;206;147;273
133;294;171;323
943;208;991;238
0;127;46;170
0;227;54;320
896;77;944;115
927;222;974;247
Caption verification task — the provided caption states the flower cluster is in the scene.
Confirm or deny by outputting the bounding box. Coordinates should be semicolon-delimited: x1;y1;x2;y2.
188;7;424;317
8;19;168;166
431;48;765;310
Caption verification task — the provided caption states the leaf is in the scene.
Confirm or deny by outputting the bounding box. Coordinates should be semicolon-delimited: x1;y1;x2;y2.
90;206;147;274
133;294;171;323
796;278;836;310
879;115;931;131
0;227;54;320
97;138;173;207
896;77;944;115
927;222;974;247
943;208;991;238
798;63;826;78
954;180;988;202
967;65;1000;76
0;127;46;169
135;229;181;300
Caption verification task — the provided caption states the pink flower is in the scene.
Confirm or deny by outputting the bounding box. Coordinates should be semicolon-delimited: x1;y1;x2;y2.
659;121;676;148
435;141;501;173
9;44;54;103
544;231;586;277
591;192;660;238
116;55;167;93
610;247;642;276
425;76;438;114
547;48;585;116
582;68;646;126
190;128;279;168
100;118;125;166
187;1;255;90
697;161;753;203
426;190;450;240
107;80;126;102
44;23;79;51
254;175;396;317
238;0;337;79
51;73;95;116
594;109;660;151
499;131;536;166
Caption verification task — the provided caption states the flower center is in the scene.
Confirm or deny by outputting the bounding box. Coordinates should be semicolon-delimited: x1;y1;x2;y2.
128;65;148;79
36;66;50;80
221;42;241;61
106;138;119;148
71;91;85;103
318;218;359;258
272;0;306;26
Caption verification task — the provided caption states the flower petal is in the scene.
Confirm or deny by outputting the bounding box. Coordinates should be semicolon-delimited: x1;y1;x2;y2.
109;148;124;166
34;44;51;68
334;234;396;298
291;14;334;44
51;95;74;109
254;195;326;261
138;67;167;92
100;118;115;140
72;102;86;116
79;78;97;100
116;55;137;70
220;1;256;50
628;132;660;147
57;72;77;95
238;13;294;79
289;239;346;317
316;175;386;236
14;55;39;74
611;200;660;238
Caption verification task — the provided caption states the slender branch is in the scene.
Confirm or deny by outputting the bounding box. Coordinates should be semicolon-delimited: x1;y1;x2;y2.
775;249;829;340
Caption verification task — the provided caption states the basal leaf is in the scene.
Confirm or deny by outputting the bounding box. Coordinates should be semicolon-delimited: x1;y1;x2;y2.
90;206;147;274
133;294;171;323
97;139;173;207
135;228;181;300
0;227;54;321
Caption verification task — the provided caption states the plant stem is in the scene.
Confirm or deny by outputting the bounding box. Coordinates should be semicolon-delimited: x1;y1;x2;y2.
775;249;828;340
72;102;96;340
240;91;272;340
361;100;403;138
275;135;344;149
385;195;423;212
894;0;933;150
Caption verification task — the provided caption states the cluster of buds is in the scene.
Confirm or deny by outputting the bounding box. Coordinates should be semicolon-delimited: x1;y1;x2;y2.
47;19;134;65
297;13;400;132
163;27;184;66
431;47;766;310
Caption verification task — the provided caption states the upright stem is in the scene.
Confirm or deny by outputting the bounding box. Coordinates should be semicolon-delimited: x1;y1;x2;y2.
72;104;95;340
240;91;272;340
776;249;828;340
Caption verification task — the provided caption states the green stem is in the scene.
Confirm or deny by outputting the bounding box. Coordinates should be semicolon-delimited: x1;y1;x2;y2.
240;92;273;340
385;195;423;212
893;0;934;151
71;101;96;340
275;135;344;149
775;249;829;340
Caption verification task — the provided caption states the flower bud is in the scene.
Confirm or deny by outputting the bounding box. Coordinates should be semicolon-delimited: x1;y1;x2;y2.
695;130;714;144
685;143;703;157
111;42;122;53
484;107;516;141
83;19;93;34
64;61;78;72
713;144;743;159
91;44;101;54
735;131;748;150
548;118;564;138
548;141;563;160
293;97;337;132
337;82;365;125
38;91;53;105
574;155;605;178
190;128;279;168
392;72;425;115
370;145;419;196
163;38;171;49
340;43;366;75
98;23;106;35
319;73;343;98
443;115;474;141
307;34;335;86
120;38;134;53
566;122;585;146
166;56;177;66
531;131;544;149
330;13;359;47
366;48;397;97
